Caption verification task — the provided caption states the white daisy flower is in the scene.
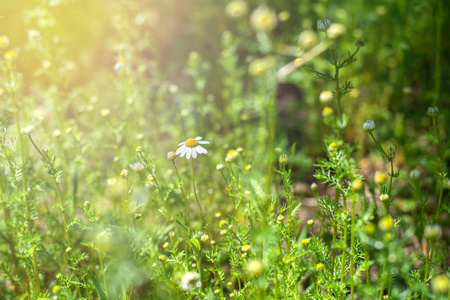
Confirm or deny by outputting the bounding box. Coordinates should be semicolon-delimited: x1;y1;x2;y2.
129;162;144;172
176;137;210;159
114;56;127;71
180;271;201;291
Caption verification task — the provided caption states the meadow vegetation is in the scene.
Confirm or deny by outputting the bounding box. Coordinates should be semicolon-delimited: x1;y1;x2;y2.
0;0;449;299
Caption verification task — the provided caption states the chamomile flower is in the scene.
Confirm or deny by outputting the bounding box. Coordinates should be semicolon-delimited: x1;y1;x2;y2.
129;162;144;172
176;137;210;159
114;56;127;71
180;271;201;291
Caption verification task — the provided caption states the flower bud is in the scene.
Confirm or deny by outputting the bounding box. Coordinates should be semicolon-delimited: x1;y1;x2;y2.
427;106;439;117
216;164;224;170
378;216;394;232
158;254;167;261
351;180;363;192
246;259;264;276
379;194;389;202
279;154;288;165
363;120;375;132
302;238;311;245
409;169;421;181
328;142;338;151
374;172;387;185
355;40;365;47
432;274;450;294
276;215;284;224
201;234;210;242
424;224;442;241
167;151;176;161
310;182;318;192
322;106;333;118
317;18;332;31
307;219;314;226
241;245;251;252
316;263;324;270
319;90;333;104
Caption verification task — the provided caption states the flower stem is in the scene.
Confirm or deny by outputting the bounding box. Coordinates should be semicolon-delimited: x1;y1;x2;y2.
350;194;356;300
28;135;70;246
191;159;206;227
10;85;40;294
330;188;340;282
172;161;190;235
432;116;444;223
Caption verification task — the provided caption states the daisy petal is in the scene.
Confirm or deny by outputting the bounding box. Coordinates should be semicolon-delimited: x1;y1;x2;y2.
192;149;197;159
176;145;185;155
195;136;203;140
180;148;186;157
198;140;210;144
178;141;185;146
186;147;192;159
196;145;208;154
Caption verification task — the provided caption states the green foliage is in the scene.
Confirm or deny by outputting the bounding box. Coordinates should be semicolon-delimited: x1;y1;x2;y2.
0;0;449;299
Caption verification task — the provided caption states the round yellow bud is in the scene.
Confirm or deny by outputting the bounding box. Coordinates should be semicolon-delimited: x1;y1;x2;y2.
352;180;363;192
374;172;387;185
246;259;264;276
241;245;251;253
378;216;394;232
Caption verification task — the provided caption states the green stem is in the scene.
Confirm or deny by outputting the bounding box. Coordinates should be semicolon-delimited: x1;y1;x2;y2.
386;158;394;216
340;190;348;284
334;65;341;119
172;161;190;235
350;194;356;300
191;159;206;227
10;83;40;294
432;116;444;223
28;135;70;246
98;248;109;298
330;188;340;282
434;0;442;104
369;132;389;159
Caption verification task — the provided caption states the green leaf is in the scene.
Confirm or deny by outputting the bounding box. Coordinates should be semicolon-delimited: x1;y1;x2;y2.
206;290;216;300
176;220;189;235
190;238;201;251
84;267;108;300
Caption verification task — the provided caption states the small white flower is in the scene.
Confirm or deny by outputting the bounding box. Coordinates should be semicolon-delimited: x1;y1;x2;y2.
363;120;375;132
180;271;201;291
53;129;61;137
114;56;127;71
107;178;117;186
21;125;34;135
319;90;333;103
176;137;210;159
129;162;144;172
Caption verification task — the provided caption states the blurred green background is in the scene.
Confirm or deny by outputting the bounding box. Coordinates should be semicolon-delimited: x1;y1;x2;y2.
1;0;449;190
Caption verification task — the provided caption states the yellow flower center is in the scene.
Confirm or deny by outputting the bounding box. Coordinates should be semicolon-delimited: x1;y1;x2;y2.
185;138;198;147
